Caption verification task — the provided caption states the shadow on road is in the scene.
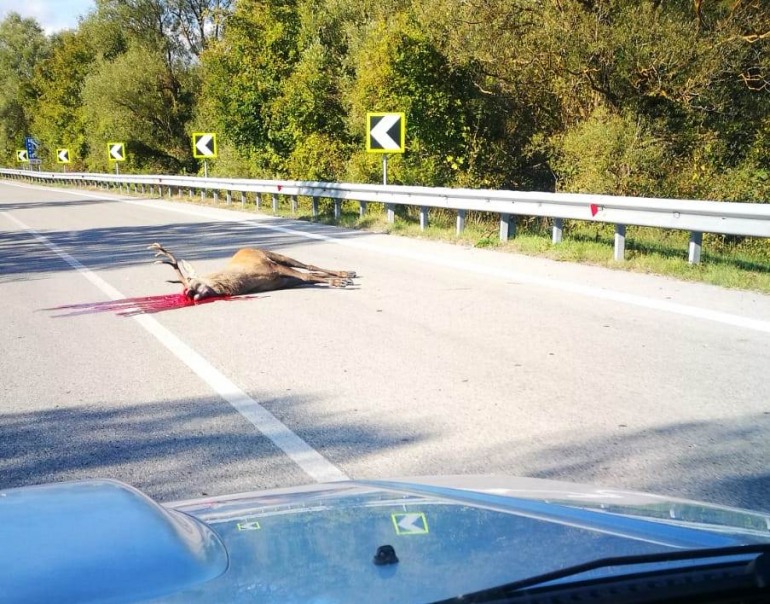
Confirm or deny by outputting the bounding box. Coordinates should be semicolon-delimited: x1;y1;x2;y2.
0;197;115;212
462;414;770;513
0;203;370;278
0;394;430;502
2;389;769;514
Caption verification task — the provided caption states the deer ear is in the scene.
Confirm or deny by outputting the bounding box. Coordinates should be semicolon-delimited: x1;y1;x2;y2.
181;259;197;278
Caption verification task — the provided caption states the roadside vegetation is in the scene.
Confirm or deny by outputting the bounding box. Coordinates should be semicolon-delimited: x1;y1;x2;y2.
1;1;768;290
281;204;770;294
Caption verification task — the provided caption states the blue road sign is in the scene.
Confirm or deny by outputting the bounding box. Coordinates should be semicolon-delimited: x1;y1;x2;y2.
25;137;39;160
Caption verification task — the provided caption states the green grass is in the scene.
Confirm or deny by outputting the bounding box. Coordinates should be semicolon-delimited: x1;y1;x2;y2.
284;201;770;294
74;183;770;294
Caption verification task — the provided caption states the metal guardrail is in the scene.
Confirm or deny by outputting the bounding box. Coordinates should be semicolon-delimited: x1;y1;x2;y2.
2;168;769;264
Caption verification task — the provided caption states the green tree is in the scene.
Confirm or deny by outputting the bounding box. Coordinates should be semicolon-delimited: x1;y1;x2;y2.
81;43;198;172
95;0;232;60
0;13;49;163
30;30;97;170
550;107;668;196
74;1;209;171
200;0;302;175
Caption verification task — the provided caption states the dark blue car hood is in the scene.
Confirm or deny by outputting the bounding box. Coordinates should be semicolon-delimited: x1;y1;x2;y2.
2;475;770;603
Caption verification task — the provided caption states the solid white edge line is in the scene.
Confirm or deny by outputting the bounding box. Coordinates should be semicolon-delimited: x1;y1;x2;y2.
3;179;770;334
1;209;349;484
126;193;770;335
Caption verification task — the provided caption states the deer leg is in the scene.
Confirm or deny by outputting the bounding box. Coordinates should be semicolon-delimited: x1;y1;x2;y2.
263;250;356;279
272;264;353;288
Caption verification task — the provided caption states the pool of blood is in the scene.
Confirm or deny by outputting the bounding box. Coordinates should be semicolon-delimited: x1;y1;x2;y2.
46;292;260;318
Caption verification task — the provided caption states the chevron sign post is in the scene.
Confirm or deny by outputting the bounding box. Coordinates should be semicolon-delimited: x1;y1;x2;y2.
56;148;71;172
108;142;125;161
192;132;217;177
107;142;126;174
367;113;405;154
192;133;217;159
367;112;405;204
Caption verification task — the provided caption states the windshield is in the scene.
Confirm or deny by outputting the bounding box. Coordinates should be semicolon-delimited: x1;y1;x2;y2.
1;2;770;603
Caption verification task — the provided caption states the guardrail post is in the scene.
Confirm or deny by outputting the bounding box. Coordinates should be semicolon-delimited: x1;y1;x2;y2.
420;206;428;230
167;186;172;199
386;203;395;223
272;193;279;213
291;195;298;214
333;200;341;220
456;209;466;235
614;224;626;261
240;192;245;207
141;184;145;194
359;201;367;217
499;213;516;241
689;231;703;264
200;189;205;202
312;196;319;218
552;218;564;244
213;190;218;203
256;193;261;210
226;191;232;205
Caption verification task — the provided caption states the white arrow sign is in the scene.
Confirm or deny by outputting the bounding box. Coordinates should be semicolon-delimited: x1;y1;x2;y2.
367;113;405;153
370;115;402;150
16;149;28;162
108;143;125;161
392;512;428;535
57;149;70;163
193;133;217;158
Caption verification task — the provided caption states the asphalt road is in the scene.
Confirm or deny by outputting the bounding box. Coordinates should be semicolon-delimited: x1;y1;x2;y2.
2;181;770;511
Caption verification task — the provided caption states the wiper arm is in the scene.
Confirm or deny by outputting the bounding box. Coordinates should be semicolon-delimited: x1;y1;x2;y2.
432;544;770;604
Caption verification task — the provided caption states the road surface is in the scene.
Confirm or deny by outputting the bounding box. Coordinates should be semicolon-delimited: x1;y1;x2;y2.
2;181;769;511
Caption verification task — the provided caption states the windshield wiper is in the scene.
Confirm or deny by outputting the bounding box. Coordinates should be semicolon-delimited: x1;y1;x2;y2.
431;544;770;604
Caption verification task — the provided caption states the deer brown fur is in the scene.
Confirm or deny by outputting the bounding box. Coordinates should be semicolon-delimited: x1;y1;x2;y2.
148;243;356;300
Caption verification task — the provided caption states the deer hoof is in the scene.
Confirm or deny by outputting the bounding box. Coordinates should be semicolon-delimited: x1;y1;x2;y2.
341;271;357;279
330;278;353;288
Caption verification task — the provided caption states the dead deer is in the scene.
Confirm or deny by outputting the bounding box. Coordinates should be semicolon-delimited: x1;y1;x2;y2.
148;243;356;300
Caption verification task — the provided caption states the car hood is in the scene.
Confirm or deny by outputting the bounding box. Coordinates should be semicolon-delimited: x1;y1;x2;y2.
3;475;770;604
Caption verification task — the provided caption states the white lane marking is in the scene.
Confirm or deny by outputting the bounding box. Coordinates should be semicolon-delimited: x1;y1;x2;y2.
1;210;349;484
3;180;770;334
236;222;770;334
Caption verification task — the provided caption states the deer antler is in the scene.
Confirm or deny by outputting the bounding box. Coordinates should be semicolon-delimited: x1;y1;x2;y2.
147;242;190;289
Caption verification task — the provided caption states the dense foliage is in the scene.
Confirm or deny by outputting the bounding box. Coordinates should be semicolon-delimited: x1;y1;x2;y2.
0;0;767;201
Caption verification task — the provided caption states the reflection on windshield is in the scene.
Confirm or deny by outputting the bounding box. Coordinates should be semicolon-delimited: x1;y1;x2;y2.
554;500;770;535
167;487;703;603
